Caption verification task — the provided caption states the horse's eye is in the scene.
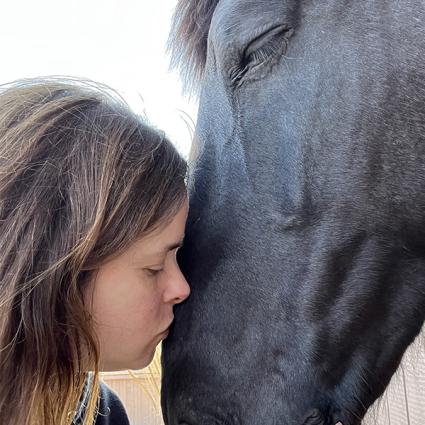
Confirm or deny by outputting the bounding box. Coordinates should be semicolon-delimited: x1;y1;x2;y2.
243;25;290;65
230;25;293;86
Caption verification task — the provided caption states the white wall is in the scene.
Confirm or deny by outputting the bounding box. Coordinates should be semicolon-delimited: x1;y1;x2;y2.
0;0;196;156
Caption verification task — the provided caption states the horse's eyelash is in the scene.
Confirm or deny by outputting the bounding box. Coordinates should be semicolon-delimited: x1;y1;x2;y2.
230;35;286;86
246;39;284;64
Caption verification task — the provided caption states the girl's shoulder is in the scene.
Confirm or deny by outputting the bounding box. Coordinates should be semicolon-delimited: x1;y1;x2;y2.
95;381;130;425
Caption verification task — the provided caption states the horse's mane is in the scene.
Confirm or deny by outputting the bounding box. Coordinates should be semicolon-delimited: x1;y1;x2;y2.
168;0;220;93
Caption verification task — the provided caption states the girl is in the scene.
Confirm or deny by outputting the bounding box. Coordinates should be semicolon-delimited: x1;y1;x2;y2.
0;78;190;424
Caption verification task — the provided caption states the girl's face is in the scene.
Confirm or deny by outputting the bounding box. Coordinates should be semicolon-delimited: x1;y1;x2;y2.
84;199;190;371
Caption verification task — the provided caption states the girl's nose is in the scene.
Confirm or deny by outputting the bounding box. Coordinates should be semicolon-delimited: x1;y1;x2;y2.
164;268;190;304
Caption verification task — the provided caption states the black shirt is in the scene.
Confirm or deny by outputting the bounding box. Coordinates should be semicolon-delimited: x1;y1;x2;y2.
74;375;130;425
95;382;130;425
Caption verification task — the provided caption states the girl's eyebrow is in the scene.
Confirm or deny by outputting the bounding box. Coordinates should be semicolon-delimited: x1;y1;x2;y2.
162;239;184;253
150;237;185;257
135;238;184;261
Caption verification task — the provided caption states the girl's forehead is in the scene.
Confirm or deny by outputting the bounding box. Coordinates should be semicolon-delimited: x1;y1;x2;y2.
129;204;188;259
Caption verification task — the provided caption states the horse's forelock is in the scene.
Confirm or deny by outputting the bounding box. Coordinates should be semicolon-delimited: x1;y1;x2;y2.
168;0;220;93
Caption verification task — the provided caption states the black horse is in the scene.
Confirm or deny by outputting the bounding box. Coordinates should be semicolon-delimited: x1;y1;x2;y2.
162;1;425;424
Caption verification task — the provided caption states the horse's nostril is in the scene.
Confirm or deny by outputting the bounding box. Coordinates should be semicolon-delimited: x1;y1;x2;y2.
302;408;327;425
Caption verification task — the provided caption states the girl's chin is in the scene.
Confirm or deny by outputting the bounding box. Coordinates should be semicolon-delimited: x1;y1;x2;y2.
129;348;157;371
98;356;151;372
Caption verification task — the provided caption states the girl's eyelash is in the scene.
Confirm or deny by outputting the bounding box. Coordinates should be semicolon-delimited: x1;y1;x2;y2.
146;268;163;276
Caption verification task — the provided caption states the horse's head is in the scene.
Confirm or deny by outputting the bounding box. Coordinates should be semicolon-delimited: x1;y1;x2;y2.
162;1;425;424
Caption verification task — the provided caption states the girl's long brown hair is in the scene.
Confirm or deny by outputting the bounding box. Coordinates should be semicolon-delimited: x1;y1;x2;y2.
0;77;187;425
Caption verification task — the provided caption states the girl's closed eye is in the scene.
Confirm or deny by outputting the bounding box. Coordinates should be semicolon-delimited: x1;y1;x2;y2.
146;267;163;277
